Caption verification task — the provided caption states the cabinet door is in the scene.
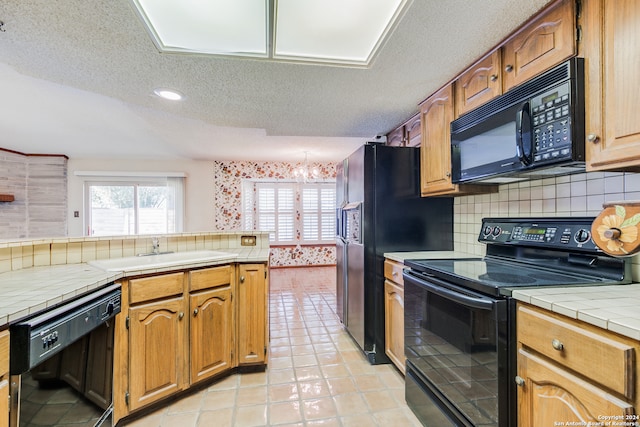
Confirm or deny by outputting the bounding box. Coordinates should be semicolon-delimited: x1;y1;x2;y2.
386;126;405;147
455;50;502;116
237;264;267;365
517;348;633;426
585;0;640;170
384;279;405;375
405;114;422;147
420;85;456;196
502;0;576;91
190;286;233;383
59;336;88;392
128;296;187;411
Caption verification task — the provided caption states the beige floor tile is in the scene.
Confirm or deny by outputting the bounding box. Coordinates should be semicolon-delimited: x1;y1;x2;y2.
237;385;268;406
302;397;338;420
332;392;369;416
269;401;303;425
240;371;268;388
294;366;323;381
298;379;331;399
235;404;268;427
321;364;351;379
167;391;203;414
341;413;379;427
196;408;233;426
353;374;386;392
325;377;358;396
268;368;297;385
161;412;199;427
268;383;299;402
362;389;398;412
201;389;237;410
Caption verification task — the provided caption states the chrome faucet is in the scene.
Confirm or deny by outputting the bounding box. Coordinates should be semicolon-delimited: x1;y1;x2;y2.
151;237;160;255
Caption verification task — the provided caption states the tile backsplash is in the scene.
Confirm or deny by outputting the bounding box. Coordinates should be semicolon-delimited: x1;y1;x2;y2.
454;171;640;281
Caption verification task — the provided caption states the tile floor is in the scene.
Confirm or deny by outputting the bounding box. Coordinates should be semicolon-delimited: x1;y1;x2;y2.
126;266;422;427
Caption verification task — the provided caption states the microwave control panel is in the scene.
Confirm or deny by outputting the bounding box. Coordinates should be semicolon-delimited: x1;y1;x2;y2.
530;82;572;163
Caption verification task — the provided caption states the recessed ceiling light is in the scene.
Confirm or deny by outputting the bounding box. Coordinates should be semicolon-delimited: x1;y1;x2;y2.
153;88;184;101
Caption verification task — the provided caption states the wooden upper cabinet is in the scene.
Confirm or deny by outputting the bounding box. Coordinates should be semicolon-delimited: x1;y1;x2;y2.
386;113;420;147
502;0;576;91
583;0;640;171
405;114;422;147
420;85;456;196
455;50;502;117
386;126;405;147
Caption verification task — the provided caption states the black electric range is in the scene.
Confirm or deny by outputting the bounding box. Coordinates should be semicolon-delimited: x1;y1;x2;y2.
402;217;630;427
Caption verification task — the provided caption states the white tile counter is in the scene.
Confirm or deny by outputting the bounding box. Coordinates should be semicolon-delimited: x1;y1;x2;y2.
0;247;270;327
512;284;640;341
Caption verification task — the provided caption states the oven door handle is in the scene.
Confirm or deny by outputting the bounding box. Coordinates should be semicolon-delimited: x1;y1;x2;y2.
405;273;494;310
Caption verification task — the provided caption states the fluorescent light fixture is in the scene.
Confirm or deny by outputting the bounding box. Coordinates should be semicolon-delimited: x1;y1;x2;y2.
153;88;185;101
130;0;409;67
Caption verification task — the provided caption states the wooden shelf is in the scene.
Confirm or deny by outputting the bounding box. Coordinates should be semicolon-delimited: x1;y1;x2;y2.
0;194;15;202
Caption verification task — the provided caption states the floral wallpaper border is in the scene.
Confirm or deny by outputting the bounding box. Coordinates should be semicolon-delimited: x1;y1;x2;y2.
213;160;337;267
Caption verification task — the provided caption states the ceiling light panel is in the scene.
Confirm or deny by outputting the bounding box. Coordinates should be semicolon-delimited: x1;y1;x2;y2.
274;0;405;64
133;0;268;56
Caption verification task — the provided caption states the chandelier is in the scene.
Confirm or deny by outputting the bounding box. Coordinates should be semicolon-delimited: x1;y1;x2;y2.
294;152;319;183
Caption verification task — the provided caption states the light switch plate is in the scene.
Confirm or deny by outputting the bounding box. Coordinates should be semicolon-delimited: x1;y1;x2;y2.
241;235;257;246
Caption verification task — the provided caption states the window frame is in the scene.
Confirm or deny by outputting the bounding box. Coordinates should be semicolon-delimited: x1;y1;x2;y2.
84;177;184;236
243;180;336;245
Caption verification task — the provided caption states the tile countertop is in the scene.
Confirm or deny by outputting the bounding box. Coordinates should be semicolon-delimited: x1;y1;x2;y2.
0;247;270;328
384;250;640;342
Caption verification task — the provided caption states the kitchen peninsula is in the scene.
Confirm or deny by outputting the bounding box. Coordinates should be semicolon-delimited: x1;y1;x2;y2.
0;231;270;426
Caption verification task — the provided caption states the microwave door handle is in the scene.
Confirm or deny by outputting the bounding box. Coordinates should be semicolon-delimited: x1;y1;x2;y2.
516;101;534;166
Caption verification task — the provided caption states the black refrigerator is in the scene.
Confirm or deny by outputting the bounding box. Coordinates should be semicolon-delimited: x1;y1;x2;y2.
336;143;453;364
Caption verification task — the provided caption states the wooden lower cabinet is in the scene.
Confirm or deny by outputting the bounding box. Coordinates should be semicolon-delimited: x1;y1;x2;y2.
384;279;404;374
84;323;115;410
237;263;268;366
517;347;633;426
128;296;188;411
190;286;233;383
114;263;268;423
516;303;639;425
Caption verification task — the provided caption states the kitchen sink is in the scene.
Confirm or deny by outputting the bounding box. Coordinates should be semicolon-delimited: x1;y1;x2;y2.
89;250;238;272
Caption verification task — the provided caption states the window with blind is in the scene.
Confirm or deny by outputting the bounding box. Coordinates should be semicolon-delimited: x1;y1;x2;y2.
244;181;336;244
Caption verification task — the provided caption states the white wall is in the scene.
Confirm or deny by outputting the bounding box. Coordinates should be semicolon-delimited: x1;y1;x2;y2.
67;158;214;237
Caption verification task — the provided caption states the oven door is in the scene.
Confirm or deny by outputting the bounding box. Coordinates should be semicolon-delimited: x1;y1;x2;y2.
403;270;513;427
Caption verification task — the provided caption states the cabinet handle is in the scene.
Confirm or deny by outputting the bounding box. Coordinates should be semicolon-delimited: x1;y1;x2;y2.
504;64;514;73
551;339;564;351
587;133;599;143
240;275;245;283
178;312;184;320
515;376;525;387
193;308;198;316
392;271;398;277
446;172;451;178
490;74;498;82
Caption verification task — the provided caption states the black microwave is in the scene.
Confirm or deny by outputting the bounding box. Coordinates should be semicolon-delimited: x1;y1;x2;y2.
451;58;585;184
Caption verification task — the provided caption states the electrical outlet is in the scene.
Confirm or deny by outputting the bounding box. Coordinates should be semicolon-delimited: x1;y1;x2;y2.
241;235;257;246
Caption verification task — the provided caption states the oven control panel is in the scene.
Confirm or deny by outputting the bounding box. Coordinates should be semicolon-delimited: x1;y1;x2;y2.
479;218;599;251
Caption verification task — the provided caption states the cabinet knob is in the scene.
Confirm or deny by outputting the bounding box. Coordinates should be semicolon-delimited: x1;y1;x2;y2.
551;339;564;351
504;64;514;73
515;376;525;387
178;312;184;320
490;74;498;82
392;271;398;276
193;308;199;316
446;172;451;178
587;133;599;143
240;275;245;283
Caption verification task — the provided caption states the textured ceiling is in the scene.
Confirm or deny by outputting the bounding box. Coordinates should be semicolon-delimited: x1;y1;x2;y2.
0;0;552;162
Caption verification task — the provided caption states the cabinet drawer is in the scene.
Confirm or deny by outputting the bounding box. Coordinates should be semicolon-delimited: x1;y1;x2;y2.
517;304;635;398
0;330;8;376
190;265;232;292
129;272;185;304
384;260;404;286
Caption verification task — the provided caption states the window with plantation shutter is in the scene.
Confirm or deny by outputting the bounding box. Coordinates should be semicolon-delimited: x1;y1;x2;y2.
244;181;335;244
